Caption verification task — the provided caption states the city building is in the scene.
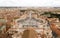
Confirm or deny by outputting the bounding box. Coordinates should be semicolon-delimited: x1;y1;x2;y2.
0;7;60;38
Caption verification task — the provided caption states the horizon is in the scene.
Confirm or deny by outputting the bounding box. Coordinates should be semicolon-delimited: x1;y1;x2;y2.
0;0;60;7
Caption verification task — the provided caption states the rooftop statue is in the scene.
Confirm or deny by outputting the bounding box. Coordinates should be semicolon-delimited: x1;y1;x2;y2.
22;28;38;38
50;23;60;38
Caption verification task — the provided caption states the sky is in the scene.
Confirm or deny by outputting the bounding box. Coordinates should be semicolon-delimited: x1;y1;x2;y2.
0;0;60;7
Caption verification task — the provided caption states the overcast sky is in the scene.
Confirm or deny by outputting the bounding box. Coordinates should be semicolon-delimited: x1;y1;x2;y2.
0;0;60;7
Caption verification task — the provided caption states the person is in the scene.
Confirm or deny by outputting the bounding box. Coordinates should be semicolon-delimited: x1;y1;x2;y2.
52;31;57;38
